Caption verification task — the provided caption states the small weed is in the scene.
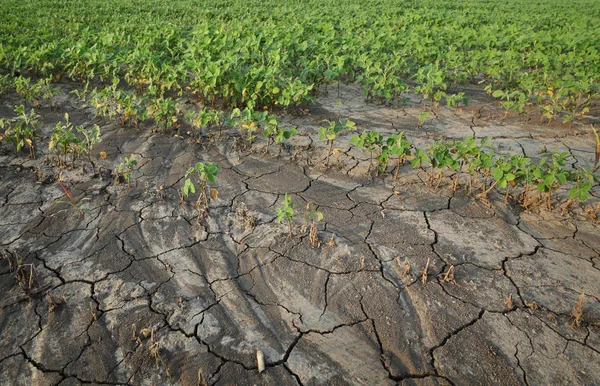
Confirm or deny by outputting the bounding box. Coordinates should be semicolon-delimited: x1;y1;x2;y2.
417;111;429;127
54;182;91;217
48;113;82;167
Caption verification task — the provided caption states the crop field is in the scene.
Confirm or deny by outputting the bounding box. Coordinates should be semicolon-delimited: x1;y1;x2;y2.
1;0;600;385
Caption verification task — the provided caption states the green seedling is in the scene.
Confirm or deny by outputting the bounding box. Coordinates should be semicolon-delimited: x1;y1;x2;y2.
445;92;469;108
411;148;429;169
319;118;356;167
417;111;429;127
532;151;570;209
149;96;179;132
425;140;457;188
230;104;267;148
185;107;221;139
386;132;412;179
181;161;220;221
276;194;295;238
478;155;515;201
76;124;101;170
116;155;137;187
49;113;83;167
0;105;40;158
350;131;383;172
568;167;598;203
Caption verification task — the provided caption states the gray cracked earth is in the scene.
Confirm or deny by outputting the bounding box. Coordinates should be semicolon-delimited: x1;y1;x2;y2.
1;84;600;386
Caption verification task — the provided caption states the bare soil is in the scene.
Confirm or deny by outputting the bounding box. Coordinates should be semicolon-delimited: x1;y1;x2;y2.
1;83;599;385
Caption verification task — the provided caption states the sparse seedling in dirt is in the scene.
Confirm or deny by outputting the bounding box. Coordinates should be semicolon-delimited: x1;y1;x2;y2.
54;182;91;217
0;105;40;158
303;202;323;247
386;132;412;180
319;118;356;167
116;155;137;187
351;131;384;173
417;111;430;127
180;161;220;222
276;194;295;238
49;113;82;167
570;292;585;329
1;250;37;293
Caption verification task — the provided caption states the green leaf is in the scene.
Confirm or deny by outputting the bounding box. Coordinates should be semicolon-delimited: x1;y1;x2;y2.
491;168;504;181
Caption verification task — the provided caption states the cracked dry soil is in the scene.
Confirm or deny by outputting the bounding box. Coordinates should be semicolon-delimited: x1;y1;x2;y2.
1;84;600;386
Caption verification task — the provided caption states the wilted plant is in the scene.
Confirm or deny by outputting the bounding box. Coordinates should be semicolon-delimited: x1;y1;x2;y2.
1;250;37;293
116;155;137;187
0;105;40;158
304;202;324;247
181;161;219;221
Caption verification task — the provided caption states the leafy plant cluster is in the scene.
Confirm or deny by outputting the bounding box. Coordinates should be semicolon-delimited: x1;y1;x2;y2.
0;105;40;158
0;0;598;124
49;113;101;168
349;131;599;209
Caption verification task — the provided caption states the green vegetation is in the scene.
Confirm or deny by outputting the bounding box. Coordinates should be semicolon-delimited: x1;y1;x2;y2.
0;105;40;158
0;0;597;215
1;0;597;130
116;155;137;187
276;194;295;238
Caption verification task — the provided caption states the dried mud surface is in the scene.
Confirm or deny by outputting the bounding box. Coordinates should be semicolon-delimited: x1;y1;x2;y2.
1;84;600;386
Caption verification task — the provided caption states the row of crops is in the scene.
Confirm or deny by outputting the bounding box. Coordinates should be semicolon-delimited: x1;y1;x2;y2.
1;0;599;122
